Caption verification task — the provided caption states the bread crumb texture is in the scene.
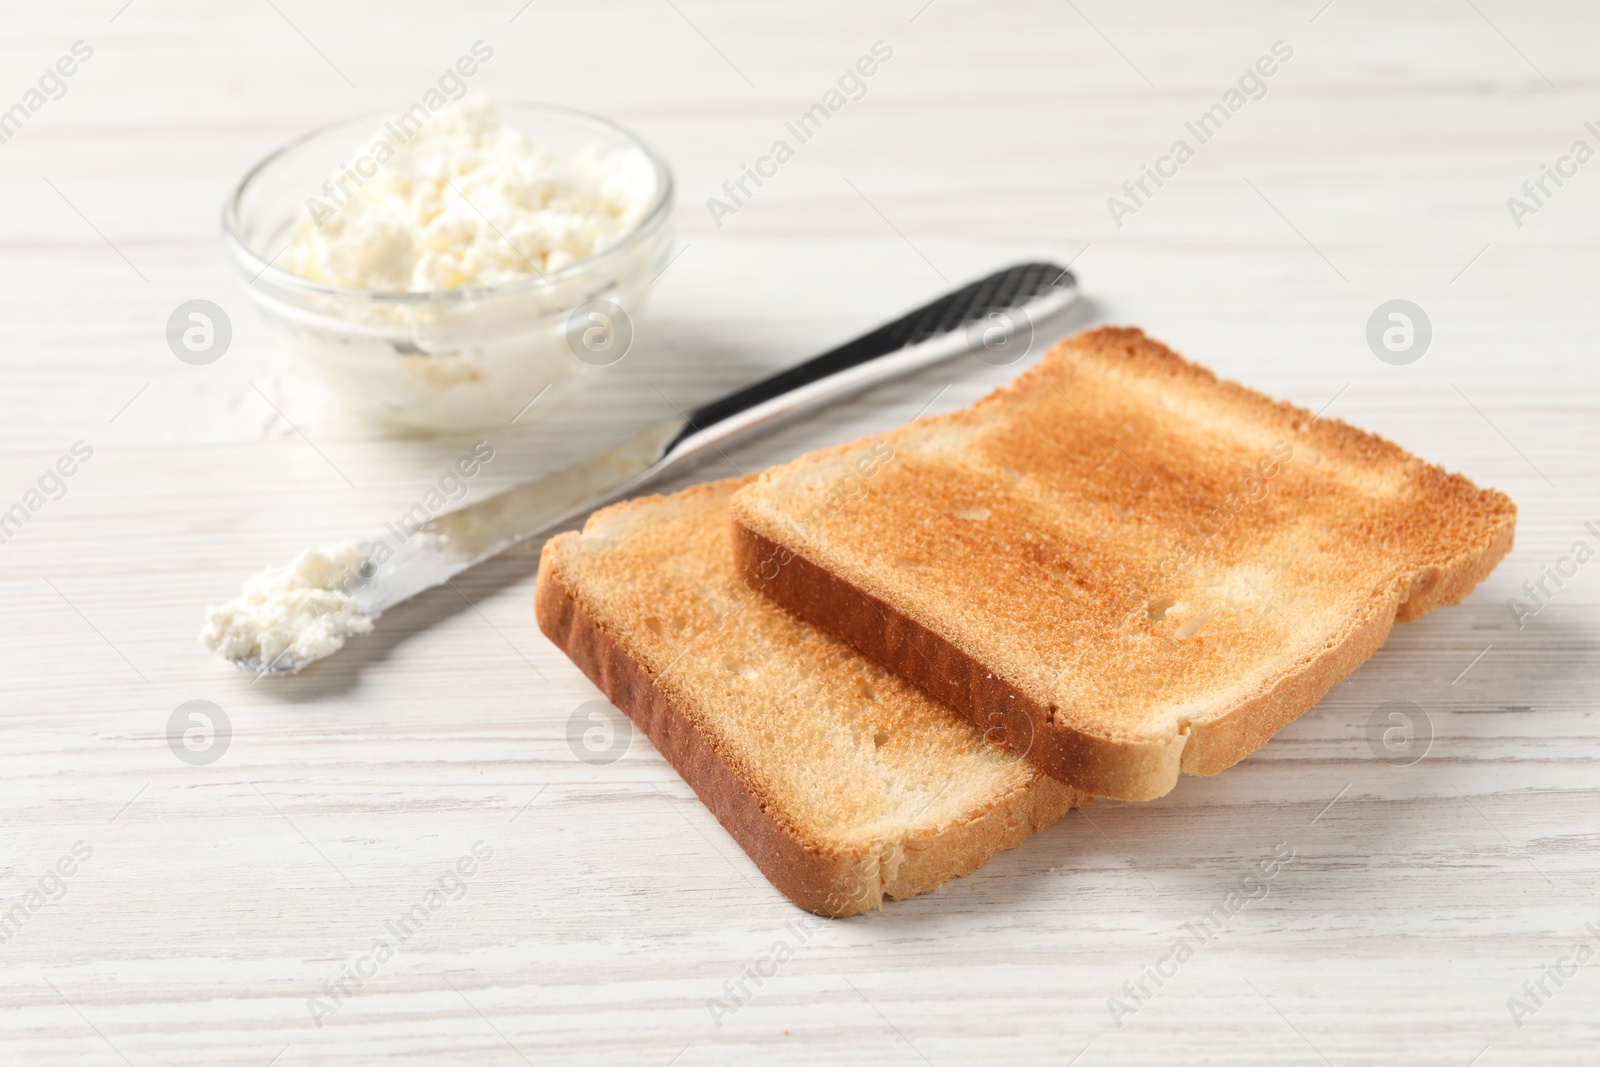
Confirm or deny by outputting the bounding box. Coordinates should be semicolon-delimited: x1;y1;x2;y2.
733;327;1516;770
540;479;1080;912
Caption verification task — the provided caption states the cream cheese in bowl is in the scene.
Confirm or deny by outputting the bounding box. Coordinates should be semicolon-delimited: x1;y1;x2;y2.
285;99;656;290
224;98;674;434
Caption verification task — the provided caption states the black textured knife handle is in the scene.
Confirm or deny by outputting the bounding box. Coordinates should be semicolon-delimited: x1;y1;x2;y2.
662;261;1076;458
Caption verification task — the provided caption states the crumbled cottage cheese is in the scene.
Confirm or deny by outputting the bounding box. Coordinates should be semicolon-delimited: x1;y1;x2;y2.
201;542;374;670
285;97;657;291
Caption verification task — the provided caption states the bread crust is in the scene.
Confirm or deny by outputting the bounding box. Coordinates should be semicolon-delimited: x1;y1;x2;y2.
536;514;1082;916
733;523;1184;798
731;327;1518;801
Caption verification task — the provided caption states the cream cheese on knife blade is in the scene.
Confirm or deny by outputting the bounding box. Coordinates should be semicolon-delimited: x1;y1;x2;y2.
200;543;375;670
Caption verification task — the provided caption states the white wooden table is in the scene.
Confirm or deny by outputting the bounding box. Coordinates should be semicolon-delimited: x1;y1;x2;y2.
2;1;1596;1063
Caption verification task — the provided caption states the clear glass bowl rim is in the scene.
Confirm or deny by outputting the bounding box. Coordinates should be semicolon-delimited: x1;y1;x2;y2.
220;100;675;305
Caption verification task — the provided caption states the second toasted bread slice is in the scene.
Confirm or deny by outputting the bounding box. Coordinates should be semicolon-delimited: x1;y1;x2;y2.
730;327;1517;801
536;479;1084;916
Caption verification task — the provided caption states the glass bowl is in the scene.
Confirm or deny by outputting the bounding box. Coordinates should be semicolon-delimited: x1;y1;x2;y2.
222;101;675;434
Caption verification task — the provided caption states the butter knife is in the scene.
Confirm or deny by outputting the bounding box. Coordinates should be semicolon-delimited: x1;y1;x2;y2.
210;261;1077;674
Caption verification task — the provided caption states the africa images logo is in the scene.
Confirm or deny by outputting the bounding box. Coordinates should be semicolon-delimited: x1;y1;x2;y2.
1106;41;1294;228
705;41;894;229
306;841;494;1026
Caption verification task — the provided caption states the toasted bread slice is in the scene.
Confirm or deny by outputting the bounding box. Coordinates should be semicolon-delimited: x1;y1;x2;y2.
731;327;1517;801
536;479;1084;916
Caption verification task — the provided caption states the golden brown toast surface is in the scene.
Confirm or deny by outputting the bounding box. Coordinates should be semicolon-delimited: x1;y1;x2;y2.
731;328;1516;800
536;479;1083;916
